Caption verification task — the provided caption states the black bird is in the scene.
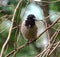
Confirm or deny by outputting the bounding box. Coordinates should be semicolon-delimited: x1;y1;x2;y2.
21;14;37;42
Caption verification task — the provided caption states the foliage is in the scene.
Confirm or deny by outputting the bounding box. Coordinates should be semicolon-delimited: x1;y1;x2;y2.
0;0;60;57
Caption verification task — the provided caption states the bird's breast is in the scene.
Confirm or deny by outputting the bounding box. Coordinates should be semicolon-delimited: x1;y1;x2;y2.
21;21;37;41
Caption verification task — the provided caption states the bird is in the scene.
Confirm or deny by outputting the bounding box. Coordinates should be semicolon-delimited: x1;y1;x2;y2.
20;14;37;42
20;3;48;48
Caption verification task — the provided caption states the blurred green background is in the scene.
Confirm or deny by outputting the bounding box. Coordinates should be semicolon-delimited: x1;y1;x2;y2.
0;0;60;57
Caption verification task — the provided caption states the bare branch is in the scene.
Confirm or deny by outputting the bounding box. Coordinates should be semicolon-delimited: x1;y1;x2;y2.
49;41;60;56
38;0;60;4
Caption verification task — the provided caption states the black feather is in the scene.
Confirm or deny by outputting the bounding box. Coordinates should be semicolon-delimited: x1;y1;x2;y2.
25;14;36;28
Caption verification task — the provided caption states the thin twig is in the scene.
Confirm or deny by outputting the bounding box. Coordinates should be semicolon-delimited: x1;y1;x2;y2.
38;0;60;4
48;29;60;56
12;25;21;30
51;28;60;43
0;15;12;19
49;41;60;56
0;0;22;57
46;28;60;57
35;45;50;57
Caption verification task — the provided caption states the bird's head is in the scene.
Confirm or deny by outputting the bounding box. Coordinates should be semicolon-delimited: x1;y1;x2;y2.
25;14;36;28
